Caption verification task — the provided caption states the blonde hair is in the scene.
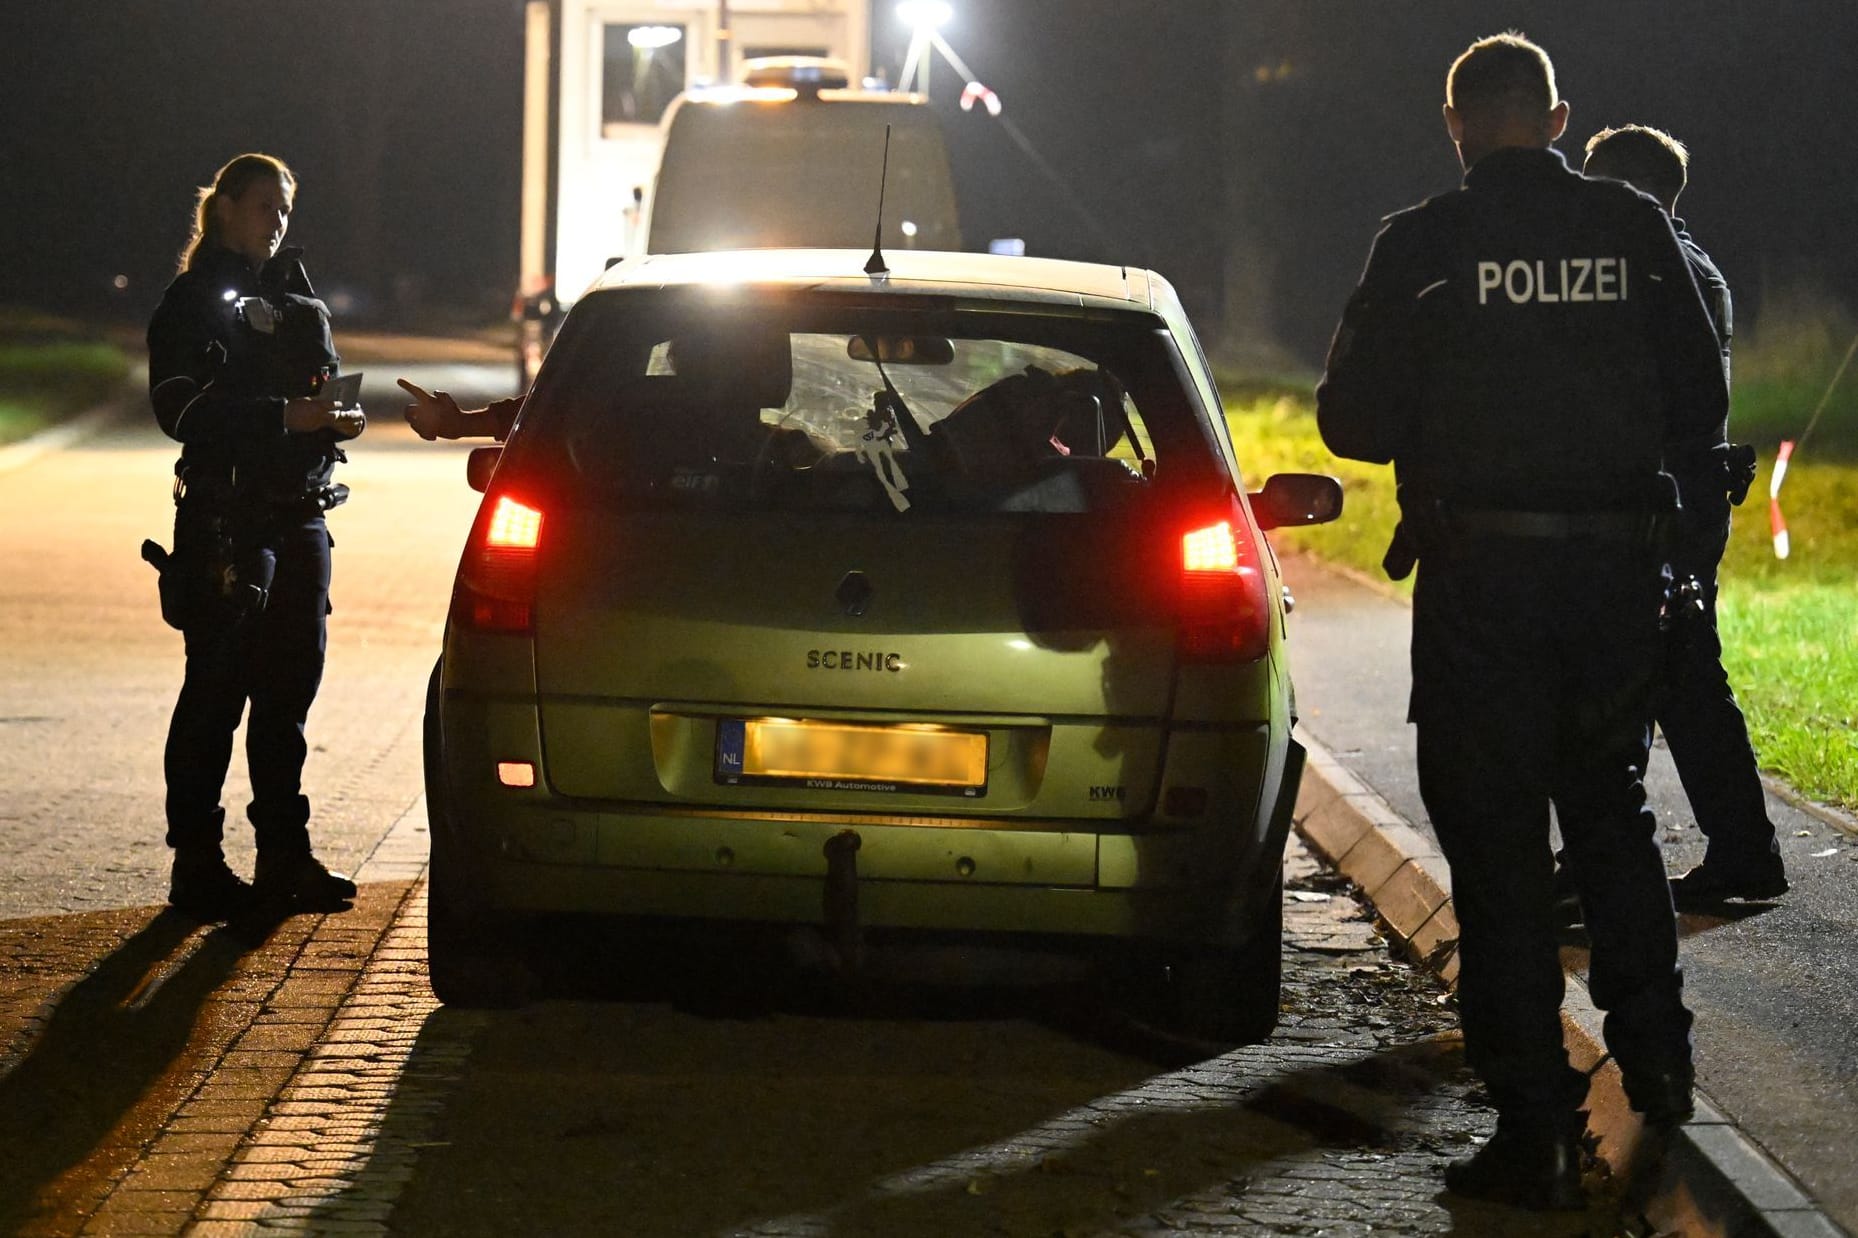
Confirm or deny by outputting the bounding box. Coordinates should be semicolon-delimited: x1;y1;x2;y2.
179;153;296;272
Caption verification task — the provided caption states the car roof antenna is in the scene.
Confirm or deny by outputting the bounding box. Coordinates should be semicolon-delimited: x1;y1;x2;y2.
863;124;892;277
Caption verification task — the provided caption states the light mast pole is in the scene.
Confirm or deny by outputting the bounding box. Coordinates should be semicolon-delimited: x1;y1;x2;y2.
717;0;733;83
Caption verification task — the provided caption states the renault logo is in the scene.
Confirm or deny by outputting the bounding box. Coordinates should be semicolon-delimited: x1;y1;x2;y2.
835;570;874;617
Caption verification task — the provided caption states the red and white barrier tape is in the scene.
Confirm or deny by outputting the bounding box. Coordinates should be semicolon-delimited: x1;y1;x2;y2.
1769;439;1795;560
959;80;1001;116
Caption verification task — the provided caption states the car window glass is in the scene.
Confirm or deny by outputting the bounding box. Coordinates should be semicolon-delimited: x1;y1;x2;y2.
510;297;1213;516
602;24;687;131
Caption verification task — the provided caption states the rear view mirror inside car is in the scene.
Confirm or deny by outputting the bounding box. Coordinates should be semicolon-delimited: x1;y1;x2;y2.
847;335;954;365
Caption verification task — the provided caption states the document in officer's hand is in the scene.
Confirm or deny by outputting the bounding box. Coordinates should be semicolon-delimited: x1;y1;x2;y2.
321;372;363;408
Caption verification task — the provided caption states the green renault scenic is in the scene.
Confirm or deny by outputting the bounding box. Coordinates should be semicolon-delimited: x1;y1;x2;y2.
424;247;1340;1040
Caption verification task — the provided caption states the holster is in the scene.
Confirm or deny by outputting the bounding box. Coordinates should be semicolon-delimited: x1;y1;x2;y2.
148;470;272;631
141;532;267;632
1724;443;1758;506
140;539;190;631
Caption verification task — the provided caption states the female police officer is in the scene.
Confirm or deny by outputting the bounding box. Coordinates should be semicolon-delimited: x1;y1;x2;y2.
149;153;364;917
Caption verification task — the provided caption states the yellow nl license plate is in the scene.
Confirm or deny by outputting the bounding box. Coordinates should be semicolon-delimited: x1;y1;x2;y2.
715;718;987;797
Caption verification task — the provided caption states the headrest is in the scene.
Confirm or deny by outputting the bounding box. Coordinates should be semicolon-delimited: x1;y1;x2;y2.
671;329;794;410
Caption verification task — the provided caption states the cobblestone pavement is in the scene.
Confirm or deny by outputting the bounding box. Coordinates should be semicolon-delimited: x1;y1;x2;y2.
0;824;1648;1237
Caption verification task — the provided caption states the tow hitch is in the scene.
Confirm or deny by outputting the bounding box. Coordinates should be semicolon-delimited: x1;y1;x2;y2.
822;829;864;975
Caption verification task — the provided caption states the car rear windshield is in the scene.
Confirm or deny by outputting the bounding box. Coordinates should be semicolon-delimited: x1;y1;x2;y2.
503;289;1224;516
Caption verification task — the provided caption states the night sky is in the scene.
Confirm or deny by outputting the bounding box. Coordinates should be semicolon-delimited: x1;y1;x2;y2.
3;1;1855;367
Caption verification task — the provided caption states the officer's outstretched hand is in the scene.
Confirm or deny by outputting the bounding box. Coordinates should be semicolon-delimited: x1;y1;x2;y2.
398;378;463;441
331;408;366;439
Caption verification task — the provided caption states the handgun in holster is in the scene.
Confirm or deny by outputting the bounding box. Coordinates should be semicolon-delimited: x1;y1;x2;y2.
1723;443;1758;506
141;515;267;631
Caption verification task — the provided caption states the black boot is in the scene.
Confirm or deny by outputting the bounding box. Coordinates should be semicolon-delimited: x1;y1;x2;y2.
254;851;358;911
1622;1065;1695;1129
168;848;253;921
1444;1122;1586;1212
1669;851;1788;910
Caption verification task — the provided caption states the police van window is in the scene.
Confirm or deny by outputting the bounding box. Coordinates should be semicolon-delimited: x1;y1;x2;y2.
602;24;686;132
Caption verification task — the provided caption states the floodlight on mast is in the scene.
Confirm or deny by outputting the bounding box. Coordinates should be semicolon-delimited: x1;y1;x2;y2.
897;1;971;102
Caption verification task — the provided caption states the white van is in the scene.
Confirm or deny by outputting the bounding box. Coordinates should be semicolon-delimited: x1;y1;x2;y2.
517;0;881;321
640;59;962;256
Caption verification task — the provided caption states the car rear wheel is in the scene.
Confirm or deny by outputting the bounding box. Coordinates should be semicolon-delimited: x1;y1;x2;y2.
1165;869;1283;1045
424;659;535;1009
426;847;536;1010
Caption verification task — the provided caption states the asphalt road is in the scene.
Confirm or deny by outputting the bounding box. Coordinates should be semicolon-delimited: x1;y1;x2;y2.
0;365;503;920
1279;549;1858;1234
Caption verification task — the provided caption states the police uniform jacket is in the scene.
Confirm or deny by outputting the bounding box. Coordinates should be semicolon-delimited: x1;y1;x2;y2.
1317;147;1728;513
1676;221;1732;391
148;242;341;506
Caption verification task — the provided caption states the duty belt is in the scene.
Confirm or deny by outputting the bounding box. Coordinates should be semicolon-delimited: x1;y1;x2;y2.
1446;507;1664;542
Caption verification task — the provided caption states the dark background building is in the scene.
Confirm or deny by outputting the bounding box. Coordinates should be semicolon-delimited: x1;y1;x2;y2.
2;1;1853;369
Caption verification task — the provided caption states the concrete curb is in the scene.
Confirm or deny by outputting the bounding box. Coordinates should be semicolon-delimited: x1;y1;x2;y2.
1761;773;1858;840
1292;725;1850;1238
0;388;139;479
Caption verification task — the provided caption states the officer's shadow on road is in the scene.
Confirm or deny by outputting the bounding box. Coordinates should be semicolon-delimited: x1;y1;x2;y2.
320;928;1608;1238
786;1036;1602;1238
369;997;1597;1238
0;908;279;1231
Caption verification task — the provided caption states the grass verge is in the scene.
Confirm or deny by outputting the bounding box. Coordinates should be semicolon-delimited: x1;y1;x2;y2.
1227;380;1858;813
0;309;134;446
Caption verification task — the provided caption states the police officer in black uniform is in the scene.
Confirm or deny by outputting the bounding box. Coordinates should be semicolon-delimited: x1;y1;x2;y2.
147;153;363;917
1582;125;1787;910
1317;36;1727;1210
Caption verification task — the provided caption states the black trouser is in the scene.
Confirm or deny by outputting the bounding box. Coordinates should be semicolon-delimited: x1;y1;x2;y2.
1412;531;1692;1130
164;503;331;859
1657;495;1779;862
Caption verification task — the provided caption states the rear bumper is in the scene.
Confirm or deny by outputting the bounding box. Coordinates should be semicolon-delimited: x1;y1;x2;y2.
440;805;1277;947
433;689;1300;951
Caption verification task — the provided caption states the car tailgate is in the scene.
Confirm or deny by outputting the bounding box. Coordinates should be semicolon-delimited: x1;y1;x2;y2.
532;507;1179;814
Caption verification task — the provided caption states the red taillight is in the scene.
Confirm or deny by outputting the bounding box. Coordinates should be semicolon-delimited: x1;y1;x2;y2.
454;493;542;633
1182;521;1240;573
1178;516;1271;662
486;495;542;548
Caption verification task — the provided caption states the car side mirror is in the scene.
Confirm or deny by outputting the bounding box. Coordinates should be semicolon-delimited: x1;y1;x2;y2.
1250;473;1343;531
466;446;502;494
